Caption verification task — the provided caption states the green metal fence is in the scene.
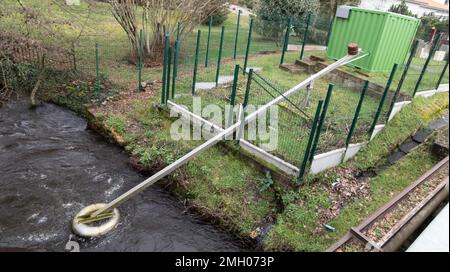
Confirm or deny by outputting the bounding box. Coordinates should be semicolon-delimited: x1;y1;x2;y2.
158;17;448;182
368;33;449;102
161;12;335;103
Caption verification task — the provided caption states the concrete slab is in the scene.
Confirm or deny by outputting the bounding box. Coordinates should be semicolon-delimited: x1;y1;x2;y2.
407;204;449;252
388;101;412;122
195;76;235;92
343;142;367;162
399;140;420;154
218;75;234;85
239;141;299;176
287;44;301;52
415;90;436;98
437;84;449;92
310;148;346;175
413;128;433;143
428;118;449;130
370;124;385;141
387;151;406;164
195;82;216;91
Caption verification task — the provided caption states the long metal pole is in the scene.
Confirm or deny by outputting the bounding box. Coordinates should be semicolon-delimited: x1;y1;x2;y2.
386;40;419;122
298;100;324;182
413;33;442;97
230;65;240;107
227;65;240;129
309;84;334;163
192;30;201;95
346;81;369;147
369;63;398;136
233;10;242;59
166;46;172;103
300;14;312;60
205;17;212;67
138;29;143;92
216;26;225;86
91;52;366;217
172;40;179;99
435;58;449;90
161;34;170;104
243;18;254;74
280;18;292;65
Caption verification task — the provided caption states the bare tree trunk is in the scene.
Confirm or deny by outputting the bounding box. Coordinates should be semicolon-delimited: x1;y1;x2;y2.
109;0;223;62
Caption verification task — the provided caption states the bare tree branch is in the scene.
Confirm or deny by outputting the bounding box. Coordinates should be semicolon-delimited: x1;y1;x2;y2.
109;0;223;61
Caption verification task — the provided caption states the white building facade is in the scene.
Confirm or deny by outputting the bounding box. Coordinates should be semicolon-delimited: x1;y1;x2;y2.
360;0;449;18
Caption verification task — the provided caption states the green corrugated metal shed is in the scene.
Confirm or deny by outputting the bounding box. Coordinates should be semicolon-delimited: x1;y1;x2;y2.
327;6;420;72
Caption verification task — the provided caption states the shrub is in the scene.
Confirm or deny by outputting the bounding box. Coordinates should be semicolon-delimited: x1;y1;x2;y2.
202;4;229;26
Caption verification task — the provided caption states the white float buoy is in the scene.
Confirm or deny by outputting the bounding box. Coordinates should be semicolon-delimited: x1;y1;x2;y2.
72;203;120;238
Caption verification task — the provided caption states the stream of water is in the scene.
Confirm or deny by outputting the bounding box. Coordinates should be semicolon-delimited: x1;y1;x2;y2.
0;99;242;252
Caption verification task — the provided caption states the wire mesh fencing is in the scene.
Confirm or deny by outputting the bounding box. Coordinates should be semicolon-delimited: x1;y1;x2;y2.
368;34;449;102
162;12;335;102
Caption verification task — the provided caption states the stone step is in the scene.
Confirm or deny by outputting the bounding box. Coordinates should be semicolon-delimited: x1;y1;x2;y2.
279;64;304;74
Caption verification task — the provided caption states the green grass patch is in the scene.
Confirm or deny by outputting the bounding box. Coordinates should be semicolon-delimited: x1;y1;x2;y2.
350;92;449;170
173;51;384;166
263;93;448;251
264;141;440;252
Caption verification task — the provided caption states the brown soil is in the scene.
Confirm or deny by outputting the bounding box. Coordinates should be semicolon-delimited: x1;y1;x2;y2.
315;167;371;235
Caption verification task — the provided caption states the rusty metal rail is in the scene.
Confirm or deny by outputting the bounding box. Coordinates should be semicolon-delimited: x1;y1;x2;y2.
327;156;449;252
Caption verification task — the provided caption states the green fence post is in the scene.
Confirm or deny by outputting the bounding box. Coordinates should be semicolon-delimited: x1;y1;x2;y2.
138;29;143;92
346;81;369;148
205;17;212;68
227;64;240;129
95;43;100;99
233;10;242;59
280;18;292;65
369;63;398;136
172;40;179;100
215;26;225;86
230;64;240;107
309;84;334;163
161;34;170;104
413;33;442;97
300;14;312;60
386;41;419;122
192;30;201;95
243;68;253;108
165;46;172;103
436;58;449;90
298;100;324;183
237;68;253;141
243;18;254;74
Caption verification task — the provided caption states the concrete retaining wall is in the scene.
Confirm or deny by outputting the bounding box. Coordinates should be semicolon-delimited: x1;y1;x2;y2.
344;143;368;162
388;101;412;122
371;124;386;141
310;148;346;175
